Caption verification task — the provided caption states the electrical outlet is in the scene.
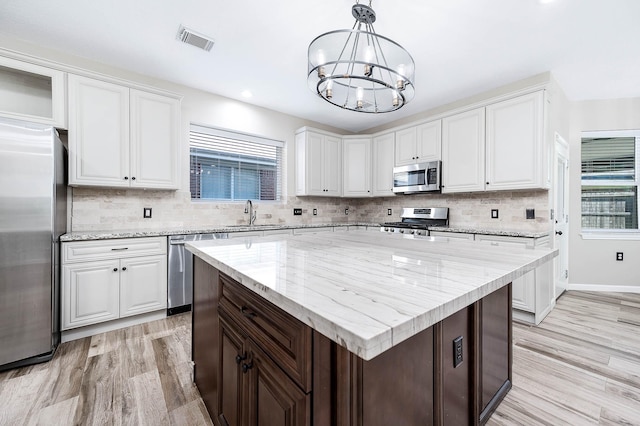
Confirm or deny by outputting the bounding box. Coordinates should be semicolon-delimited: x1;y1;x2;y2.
313;208;317;216
143;207;152;219
387;208;392;216
453;336;463;368
491;209;499;219
293;208;302;216
616;252;624;261
345;208;349;215
526;208;535;219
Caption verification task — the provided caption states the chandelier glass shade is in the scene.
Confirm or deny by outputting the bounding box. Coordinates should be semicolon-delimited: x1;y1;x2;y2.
307;1;415;113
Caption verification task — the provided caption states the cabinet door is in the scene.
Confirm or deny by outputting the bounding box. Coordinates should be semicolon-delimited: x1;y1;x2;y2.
68;75;130;187
372;133;395;196
441;108;485;193
119;255;167;318
474;235;535;312
394;127;417;166
416;120;441;162
244;341;310;426
62;259;120;330
219;315;247;426
130;90;180;189
323;135;342;196
486;91;544;190
343;138;371;197
306;132;325;196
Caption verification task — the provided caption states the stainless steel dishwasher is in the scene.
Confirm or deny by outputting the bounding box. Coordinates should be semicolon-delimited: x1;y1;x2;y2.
167;233;228;315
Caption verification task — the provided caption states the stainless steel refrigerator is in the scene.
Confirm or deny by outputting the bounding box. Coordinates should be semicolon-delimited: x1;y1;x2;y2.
0;117;67;371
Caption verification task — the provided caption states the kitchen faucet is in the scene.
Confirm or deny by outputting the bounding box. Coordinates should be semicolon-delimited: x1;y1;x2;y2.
244;199;256;225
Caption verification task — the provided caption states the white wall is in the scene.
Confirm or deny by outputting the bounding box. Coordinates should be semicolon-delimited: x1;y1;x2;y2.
568;98;640;290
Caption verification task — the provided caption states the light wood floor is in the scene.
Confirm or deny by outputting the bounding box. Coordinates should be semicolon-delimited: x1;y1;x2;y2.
1;291;639;425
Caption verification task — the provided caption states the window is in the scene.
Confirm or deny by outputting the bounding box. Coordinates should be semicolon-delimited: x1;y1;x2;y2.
190;124;283;201
581;130;639;232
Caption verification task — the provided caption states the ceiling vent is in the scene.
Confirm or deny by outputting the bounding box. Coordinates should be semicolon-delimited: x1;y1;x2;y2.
177;25;214;52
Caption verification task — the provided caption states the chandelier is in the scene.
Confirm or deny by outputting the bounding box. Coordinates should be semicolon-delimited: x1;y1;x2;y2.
307;0;415;113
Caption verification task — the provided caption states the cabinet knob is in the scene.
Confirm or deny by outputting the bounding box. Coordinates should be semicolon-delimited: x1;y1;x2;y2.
555;231;563;236
132;177;136;181
122;267;127;271
113;268;118;272
235;353;247;364
412;157;415;160
486;182;490;185
124;176;129;180
242;362;253;373
241;306;257;319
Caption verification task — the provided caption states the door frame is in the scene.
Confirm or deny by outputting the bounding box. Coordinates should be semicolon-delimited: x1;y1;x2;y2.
553;132;570;298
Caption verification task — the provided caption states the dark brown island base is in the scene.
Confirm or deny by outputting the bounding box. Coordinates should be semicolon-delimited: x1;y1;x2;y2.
192;257;512;426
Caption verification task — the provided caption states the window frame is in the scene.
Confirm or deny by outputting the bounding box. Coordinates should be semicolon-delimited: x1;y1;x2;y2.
189;123;285;203
580;129;640;240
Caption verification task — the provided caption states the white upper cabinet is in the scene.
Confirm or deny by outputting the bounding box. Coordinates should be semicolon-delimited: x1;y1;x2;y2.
394;120;441;166
343;137;372;197
485;91;546;190
68;74;180;189
371;132;395;197
130;89;180;189
68;75;130;187
295;128;342;197
0;56;66;128
441;108;486;193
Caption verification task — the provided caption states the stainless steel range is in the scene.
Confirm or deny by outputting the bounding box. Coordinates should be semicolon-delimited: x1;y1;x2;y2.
381;207;449;236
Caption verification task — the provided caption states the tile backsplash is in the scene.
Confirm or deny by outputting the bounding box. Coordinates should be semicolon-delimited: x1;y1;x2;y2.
70;188;550;233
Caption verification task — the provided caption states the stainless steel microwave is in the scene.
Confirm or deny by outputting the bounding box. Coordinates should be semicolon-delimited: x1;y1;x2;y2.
393;161;441;193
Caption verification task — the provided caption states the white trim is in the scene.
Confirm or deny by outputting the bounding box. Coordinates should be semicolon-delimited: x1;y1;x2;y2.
191;123;284;148
566;284;640;293
580;231;640;240
0;47;182;100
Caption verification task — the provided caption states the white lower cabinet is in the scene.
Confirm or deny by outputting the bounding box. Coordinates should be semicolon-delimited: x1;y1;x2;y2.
474;234;553;325
63;260;120;329
61;237;167;332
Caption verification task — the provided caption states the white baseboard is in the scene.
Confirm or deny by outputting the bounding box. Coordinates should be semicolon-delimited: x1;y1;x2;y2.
61;310;167;343
566;283;640;294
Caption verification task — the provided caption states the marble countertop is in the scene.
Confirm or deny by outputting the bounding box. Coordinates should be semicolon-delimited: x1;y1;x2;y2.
428;226;549;238
61;223;549;242
59;223;377;242
186;231;557;360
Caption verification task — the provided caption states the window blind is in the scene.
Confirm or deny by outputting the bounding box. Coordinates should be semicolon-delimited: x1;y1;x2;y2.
190;125;283;201
581;137;635;179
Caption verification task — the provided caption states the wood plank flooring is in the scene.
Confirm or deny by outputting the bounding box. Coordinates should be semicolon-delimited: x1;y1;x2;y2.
0;313;212;426
489;291;640;425
1;291;639;425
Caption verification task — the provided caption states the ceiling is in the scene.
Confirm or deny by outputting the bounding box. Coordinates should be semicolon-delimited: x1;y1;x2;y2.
1;0;639;133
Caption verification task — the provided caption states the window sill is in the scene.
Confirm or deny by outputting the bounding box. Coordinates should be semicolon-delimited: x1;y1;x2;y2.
580;230;640;240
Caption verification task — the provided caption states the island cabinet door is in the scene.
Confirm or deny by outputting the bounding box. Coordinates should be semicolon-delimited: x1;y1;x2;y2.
218;314;247;426
243;340;310;426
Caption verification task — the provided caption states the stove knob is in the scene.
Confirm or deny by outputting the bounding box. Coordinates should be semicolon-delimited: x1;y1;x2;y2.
383;227;388;232
410;230;415;235
390;228;395;232
399;229;404;234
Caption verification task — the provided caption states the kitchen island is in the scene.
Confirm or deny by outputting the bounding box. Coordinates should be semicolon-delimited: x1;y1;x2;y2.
187;231;557;426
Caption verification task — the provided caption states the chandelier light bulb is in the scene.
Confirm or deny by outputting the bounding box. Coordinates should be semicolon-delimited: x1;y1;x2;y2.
356;87;364;109
325;80;333;99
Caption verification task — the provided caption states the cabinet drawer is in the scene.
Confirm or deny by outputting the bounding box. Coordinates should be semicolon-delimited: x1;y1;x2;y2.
63;237;167;263
219;273;312;392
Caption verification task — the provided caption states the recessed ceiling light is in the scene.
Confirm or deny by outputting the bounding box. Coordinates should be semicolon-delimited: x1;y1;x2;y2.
538;0;555;4
241;90;253;98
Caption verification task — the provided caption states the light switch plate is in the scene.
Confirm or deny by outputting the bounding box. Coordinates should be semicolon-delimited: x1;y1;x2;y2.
143;207;152;219
491;209;499;219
